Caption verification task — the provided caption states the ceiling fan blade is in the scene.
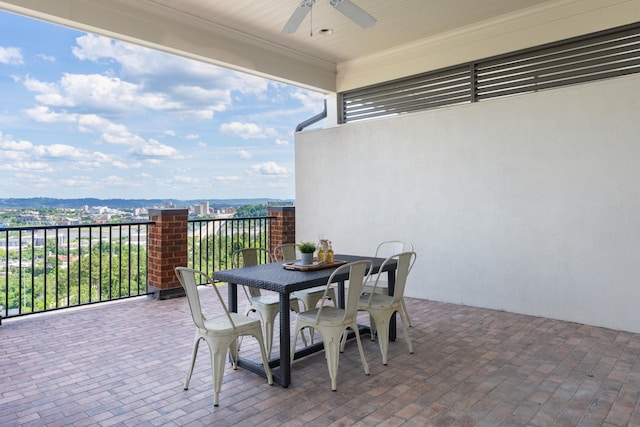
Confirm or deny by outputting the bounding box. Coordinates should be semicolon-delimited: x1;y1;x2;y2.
329;0;377;28
281;0;315;34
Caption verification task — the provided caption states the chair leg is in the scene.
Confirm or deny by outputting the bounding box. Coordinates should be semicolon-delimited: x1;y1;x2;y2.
184;334;201;390
252;331;274;385
369;314;377;341
237;307;258;351
370;311;391;365
264;316;275;359
323;331;342;391
291;304;308;348
290;323;302;363
351;324;370;376
402;299;412;327
229;338;239;370
205;336;235;407
398;309;414;354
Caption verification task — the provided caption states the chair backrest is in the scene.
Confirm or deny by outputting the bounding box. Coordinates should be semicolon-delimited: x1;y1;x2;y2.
375;240;414;259
315;260;373;324
365;251;417;306
232;247;273;268
273;243;297;262
175;267;235;330
231;248;272;298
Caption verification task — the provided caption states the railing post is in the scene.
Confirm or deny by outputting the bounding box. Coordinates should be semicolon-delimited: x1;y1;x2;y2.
147;208;188;299
268;206;296;256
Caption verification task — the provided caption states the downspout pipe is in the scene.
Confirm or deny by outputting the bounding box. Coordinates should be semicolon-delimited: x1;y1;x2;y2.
295;99;327;132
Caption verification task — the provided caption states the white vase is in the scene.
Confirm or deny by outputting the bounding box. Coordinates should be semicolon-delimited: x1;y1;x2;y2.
300;252;314;265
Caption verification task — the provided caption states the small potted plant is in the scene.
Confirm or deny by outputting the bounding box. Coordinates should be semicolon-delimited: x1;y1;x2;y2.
297;241;316;265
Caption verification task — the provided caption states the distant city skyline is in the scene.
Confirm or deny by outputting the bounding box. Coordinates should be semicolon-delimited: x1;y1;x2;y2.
0;10;325;200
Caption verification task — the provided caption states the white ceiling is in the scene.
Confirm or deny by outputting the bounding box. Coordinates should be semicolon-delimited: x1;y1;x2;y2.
142;0;553;65
0;0;635;92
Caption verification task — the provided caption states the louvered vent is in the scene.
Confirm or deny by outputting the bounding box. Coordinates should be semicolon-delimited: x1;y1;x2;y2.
340;23;640;124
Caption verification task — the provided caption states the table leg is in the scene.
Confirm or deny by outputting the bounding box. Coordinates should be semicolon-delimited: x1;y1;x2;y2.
228;282;238;312
279;293;291;388
337;280;346;308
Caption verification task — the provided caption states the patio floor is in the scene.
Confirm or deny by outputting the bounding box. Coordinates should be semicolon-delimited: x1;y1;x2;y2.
2;285;640;427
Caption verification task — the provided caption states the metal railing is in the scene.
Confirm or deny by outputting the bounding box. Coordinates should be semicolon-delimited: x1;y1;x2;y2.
1;222;152;320
188;216;274;277
0;215;275;322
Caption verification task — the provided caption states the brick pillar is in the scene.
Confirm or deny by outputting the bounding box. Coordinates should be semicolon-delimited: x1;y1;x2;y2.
147;208;188;299
268;206;296;256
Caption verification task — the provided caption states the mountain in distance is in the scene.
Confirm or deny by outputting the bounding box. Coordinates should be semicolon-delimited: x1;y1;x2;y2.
0;197;293;209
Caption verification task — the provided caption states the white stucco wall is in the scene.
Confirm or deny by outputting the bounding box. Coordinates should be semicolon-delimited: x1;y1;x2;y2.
295;74;640;333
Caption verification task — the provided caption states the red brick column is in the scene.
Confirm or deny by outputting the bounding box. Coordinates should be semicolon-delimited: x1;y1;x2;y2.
268;206;296;256
147;208;188;299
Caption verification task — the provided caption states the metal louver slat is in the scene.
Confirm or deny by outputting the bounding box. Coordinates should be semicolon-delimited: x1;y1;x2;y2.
340;23;640;124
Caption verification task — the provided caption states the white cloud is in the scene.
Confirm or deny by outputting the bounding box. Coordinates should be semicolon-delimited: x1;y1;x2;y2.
61;176;92;187
70;34;268;116
173;176;200;184
250;161;288;176
185;134;199;140
34;143;83;159
102;175;128;186
0;133;33;151
7;161;53;172
164;130;176;136
131;139;180;158
36;53;56;62
22;73;181;113
238;150;252;159
289;87;325;110
25;106;76;123
275;139;289;146
0;46;23;65
212;175;241;182
220;122;279;139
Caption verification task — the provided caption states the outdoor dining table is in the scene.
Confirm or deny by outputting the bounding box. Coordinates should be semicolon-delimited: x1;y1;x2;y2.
212;254;397;387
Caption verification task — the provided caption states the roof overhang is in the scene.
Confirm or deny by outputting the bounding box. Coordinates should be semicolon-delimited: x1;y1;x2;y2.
0;0;638;93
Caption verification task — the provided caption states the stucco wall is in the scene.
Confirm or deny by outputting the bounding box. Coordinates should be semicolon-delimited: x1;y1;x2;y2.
295;74;640;333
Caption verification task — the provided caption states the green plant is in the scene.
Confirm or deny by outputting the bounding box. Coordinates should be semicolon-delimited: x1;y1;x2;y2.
298;241;316;253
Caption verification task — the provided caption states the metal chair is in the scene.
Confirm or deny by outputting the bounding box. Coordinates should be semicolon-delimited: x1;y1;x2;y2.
232;248;304;358
357;251;416;365
175;267;272;406
273;243;338;313
362;240;415;326
291;260;372;390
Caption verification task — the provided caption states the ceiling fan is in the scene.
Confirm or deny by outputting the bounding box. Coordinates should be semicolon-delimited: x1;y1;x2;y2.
281;0;377;34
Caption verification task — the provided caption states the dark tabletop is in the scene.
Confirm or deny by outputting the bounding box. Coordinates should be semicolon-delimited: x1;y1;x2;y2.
212;254;394;293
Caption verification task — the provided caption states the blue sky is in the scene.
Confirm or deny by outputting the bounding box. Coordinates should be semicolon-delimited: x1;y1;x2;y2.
0;10;325;200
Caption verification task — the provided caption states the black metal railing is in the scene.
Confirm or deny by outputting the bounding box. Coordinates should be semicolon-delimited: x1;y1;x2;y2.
0;215;275;322
188;216;274;277
1;222;152;320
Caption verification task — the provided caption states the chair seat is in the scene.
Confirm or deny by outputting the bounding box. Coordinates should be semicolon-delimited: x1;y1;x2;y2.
358;293;397;310
250;293;298;307
363;279;389;294
296;306;346;327
294;286;337;310
203;313;263;336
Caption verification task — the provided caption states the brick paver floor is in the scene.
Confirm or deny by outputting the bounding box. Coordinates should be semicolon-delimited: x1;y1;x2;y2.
2;285;640;426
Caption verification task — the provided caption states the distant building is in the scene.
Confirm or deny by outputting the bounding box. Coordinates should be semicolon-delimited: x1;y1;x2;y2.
200;201;209;215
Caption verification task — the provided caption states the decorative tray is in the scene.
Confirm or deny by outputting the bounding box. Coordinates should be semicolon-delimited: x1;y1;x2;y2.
282;259;347;271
